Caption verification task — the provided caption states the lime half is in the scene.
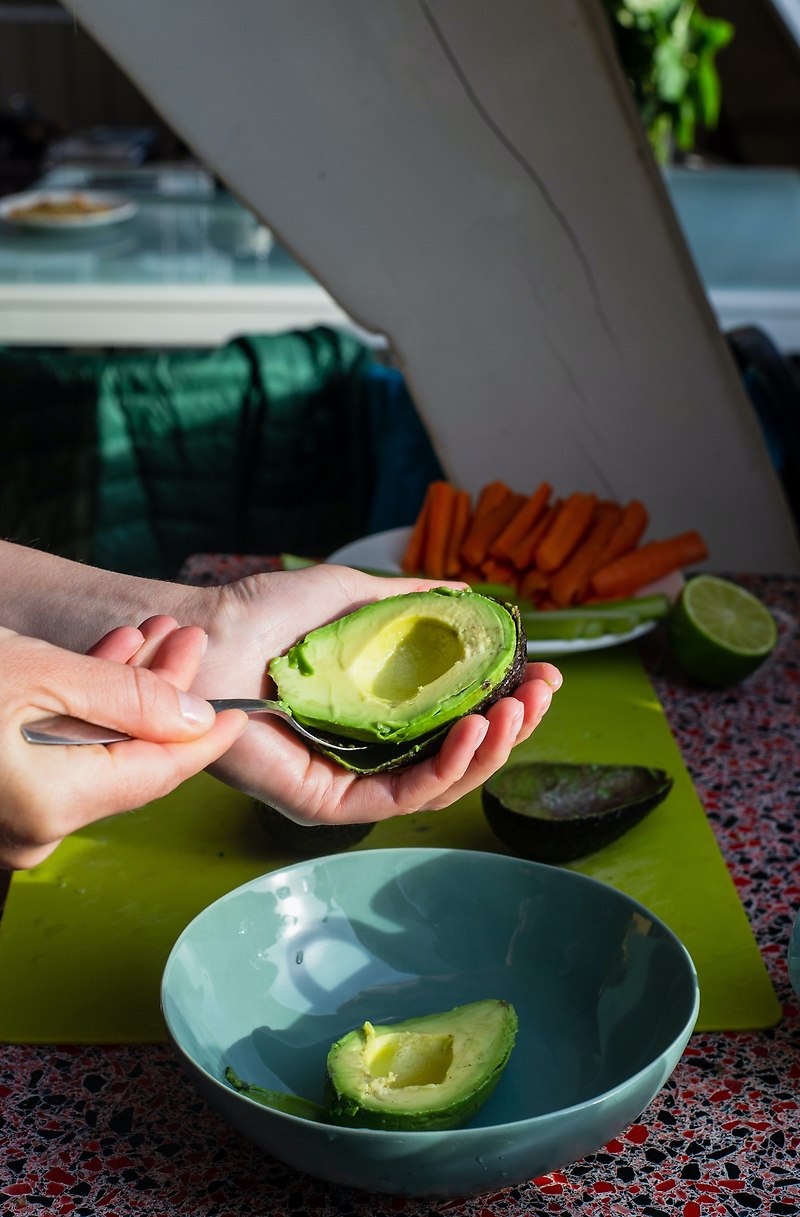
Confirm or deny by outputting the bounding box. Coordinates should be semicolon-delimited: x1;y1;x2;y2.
668;575;778;687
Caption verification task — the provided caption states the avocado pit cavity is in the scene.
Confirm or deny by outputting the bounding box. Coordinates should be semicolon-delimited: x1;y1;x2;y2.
348;618;465;703
325;999;518;1130
363;1023;455;1093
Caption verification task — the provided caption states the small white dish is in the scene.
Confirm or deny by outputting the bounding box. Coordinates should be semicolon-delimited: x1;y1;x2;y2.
327;527;682;658
0;189;138;230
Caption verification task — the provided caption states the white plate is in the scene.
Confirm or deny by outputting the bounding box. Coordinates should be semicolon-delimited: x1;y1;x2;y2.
0;189;138;229
327;527;683;657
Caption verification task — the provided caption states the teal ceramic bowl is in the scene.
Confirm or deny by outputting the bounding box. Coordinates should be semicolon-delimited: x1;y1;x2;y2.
161;848;699;1198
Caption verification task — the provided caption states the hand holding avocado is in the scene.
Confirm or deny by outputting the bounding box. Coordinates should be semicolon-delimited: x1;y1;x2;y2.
187;564;561;827
0;540;560;855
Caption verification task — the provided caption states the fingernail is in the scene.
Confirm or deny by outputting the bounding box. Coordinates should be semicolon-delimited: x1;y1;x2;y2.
179;690;214;726
536;687;553;724
475;719;490;746
546;673;562;691
200;630;209;658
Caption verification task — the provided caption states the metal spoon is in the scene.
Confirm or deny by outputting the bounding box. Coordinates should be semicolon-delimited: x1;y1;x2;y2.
20;698;371;752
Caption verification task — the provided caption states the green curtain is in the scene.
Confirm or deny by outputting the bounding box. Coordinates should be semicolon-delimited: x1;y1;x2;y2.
0;328;379;577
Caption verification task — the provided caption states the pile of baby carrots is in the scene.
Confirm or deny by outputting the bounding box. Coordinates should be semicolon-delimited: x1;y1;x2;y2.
401;479;709;606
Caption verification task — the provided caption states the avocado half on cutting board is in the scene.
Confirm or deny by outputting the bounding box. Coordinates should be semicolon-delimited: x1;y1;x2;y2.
482;761;674;864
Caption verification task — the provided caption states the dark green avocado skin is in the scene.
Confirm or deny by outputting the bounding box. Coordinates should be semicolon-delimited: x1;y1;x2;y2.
305;602;527;776
253;801;375;855
482;761;673;863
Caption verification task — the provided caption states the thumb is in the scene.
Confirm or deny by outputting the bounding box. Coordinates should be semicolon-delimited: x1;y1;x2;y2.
59;651;217;743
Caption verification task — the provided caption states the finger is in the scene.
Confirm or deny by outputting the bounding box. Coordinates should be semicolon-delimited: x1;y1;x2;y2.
86;626;145;663
139;625;208;690
506;674;556;745
99;709;249;804
526;660;563;691
5;710;249;867
126;615;183;666
401;705;520;813
330;566;468;600
356;679;554;818
57;653;218;743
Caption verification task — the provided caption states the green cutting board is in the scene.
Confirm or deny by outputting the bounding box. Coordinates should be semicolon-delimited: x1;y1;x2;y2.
0;645;779;1042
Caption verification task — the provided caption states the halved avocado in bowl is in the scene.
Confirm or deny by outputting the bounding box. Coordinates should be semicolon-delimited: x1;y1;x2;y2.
268;588;527;774
325;999;518;1131
482;761;673;863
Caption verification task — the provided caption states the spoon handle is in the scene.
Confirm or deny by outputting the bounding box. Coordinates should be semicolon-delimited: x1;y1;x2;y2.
20;698;370;751
21;698;286;747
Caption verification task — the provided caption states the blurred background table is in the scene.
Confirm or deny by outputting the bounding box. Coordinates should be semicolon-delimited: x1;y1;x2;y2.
665;165;800;354
0;163;377;348
1;569;798;1217
4;164;800;356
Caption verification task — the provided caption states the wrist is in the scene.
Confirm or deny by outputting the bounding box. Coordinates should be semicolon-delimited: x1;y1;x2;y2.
0;540;222;653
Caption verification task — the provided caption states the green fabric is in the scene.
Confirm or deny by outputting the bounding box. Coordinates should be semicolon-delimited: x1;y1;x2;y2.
0;329;378;577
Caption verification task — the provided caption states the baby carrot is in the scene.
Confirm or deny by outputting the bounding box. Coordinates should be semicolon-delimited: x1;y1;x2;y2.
401;483;435;573
489;481;552;562
593;499;649;569
480;556;518;587
460;486;522;569
421;480;458;579
444;489;472;577
519;567;551;601
590;530;709;599
508;501;559;572
549;502;622;607
535;492;597;573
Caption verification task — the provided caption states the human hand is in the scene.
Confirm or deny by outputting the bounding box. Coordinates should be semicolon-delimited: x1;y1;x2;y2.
177;566;562;825
0;618;247;869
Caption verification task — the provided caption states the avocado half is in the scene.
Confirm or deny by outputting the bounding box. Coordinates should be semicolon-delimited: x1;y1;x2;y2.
482;761;673;863
268;588;527;774
325;999;518;1131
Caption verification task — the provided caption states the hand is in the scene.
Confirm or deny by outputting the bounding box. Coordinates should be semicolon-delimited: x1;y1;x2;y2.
0;618;247;869
178;566;562;825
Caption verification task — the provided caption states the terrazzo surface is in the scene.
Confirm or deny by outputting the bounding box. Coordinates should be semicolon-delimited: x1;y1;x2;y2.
1;570;798;1216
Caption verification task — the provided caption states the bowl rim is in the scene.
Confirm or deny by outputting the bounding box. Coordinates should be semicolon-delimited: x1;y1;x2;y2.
161;846;700;1136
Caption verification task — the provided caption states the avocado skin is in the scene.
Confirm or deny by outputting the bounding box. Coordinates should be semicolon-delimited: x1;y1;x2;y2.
483;762;673;863
324;999;518;1131
303;601;527;776
224;1066;327;1121
253;800;375;855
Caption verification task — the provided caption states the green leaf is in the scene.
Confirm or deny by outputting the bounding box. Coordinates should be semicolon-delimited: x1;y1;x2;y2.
654;40;690;102
604;0;734;157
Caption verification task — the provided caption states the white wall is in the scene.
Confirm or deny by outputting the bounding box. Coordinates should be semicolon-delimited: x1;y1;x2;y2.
68;0;800;571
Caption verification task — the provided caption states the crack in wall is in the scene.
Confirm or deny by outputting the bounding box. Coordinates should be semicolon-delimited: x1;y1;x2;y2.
418;0;623;361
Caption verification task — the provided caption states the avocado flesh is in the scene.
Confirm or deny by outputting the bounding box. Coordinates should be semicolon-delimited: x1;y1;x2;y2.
268;589;525;766
325;999;517;1131
483;762;673;863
